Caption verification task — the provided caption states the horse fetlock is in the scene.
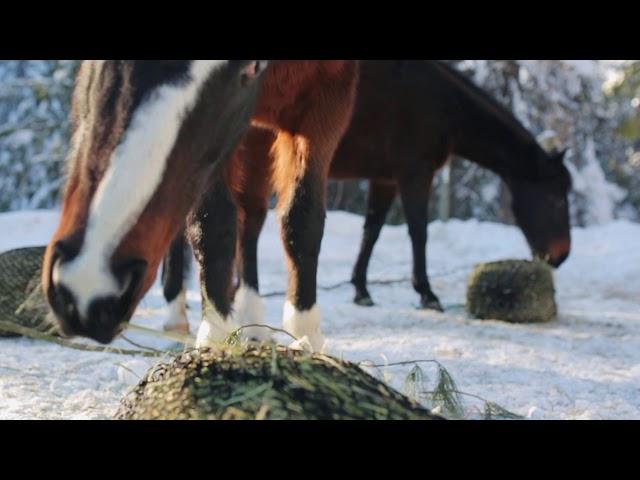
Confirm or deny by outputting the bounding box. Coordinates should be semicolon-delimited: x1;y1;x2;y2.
196;308;239;349
232;284;271;342
163;290;190;334
282;301;326;353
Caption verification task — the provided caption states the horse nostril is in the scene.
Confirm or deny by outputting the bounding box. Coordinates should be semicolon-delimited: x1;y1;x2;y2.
85;296;126;344
58;287;76;316
54;239;79;264
113;257;148;297
48;282;82;336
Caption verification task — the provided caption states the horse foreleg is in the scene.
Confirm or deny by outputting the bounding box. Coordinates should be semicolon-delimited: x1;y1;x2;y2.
188;175;239;348
161;230;192;334
351;180;397;307
399;173;443;312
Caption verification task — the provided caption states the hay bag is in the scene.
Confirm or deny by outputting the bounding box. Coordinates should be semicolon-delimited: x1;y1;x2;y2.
116;345;441;420
466;259;556;324
0;246;58;337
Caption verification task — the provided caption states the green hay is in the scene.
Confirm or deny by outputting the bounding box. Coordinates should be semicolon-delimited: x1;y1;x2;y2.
466;259;556;324
403;365;426;403
0;246;59;337
483;402;525;420
115;344;442;420
426;365;466;419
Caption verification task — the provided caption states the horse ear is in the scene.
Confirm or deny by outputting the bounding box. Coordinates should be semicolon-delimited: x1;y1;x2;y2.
551;148;568;163
241;61;268;84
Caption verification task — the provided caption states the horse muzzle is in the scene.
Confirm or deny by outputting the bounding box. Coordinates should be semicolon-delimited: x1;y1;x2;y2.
46;243;148;344
533;237;571;269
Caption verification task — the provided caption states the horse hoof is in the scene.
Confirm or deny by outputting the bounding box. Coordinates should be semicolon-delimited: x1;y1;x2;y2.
419;299;444;312
354;296;375;307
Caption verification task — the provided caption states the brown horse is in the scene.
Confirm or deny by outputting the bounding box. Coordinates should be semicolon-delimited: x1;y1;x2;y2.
161;60;571;331
42;60;358;352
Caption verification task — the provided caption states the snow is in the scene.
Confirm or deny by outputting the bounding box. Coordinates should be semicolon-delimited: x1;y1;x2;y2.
568;138;627;225
0;209;639;419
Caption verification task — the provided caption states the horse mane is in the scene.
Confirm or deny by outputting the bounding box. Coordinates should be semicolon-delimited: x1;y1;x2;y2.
431;61;544;145
430;61;574;188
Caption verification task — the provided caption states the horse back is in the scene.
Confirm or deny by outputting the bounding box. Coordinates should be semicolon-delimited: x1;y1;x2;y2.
330;60;456;180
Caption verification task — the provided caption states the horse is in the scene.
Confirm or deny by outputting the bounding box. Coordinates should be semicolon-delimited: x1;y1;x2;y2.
160;59;572;331
42;60;359;353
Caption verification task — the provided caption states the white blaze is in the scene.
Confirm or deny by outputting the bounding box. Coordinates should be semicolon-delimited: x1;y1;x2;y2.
54;60;228;317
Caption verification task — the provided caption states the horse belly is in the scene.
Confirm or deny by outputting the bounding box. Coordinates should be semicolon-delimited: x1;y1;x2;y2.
329;146;393;181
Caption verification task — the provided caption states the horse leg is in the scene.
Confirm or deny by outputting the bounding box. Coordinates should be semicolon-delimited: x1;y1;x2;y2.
351;180;397;307
398;174;443;312
161;230;192;334
272;135;330;352
233;196;269;340
231;129;274;340
188;174;239;348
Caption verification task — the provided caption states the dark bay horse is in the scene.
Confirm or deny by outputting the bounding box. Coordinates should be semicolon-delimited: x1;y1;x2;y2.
162;60;572;331
42;60;358;352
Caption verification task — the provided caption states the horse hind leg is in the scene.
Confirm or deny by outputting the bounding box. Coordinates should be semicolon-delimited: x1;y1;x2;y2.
271;61;358;352
231;129;274;341
233;200;270;340
273;134;329;352
399;173;444;312
161;230;192;334
351;180;397;307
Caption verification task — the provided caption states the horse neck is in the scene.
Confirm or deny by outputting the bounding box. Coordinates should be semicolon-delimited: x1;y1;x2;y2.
452;119;543;183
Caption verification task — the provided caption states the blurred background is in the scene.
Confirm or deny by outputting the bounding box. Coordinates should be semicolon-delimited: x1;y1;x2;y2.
0;60;638;228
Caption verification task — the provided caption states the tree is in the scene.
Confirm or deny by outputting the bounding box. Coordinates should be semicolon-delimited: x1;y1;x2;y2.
0;60;78;212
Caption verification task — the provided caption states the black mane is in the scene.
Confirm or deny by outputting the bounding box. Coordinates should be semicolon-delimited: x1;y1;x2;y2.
432;60;539;146
430;61;571;190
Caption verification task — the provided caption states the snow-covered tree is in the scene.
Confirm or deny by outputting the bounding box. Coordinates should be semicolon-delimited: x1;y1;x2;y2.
429;60;634;227
602;60;640;221
0;60;78;212
0;60;636;227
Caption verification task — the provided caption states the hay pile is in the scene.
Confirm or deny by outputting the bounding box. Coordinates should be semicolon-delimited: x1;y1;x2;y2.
116;344;441;420
0;246;58;337
466;259;556;324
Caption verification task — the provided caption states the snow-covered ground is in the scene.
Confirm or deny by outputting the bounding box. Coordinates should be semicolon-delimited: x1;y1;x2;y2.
0;209;638;420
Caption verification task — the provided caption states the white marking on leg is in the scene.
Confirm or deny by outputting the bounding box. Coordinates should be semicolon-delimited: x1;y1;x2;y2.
282;301;325;353
196;307;239;349
163;289;190;334
232;283;269;341
54;60;228;317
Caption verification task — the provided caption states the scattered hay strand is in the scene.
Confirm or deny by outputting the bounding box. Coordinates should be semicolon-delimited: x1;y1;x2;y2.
0;319;161;357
